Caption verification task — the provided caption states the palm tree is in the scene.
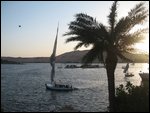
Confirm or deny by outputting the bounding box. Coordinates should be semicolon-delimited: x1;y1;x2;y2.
63;1;148;112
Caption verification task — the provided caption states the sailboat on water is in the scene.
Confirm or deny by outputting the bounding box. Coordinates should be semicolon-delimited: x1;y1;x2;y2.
123;63;134;77
45;23;78;91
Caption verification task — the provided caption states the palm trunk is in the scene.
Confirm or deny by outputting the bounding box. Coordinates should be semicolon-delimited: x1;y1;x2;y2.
106;51;118;112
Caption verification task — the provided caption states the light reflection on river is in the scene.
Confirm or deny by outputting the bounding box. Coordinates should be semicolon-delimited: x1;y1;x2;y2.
1;63;148;112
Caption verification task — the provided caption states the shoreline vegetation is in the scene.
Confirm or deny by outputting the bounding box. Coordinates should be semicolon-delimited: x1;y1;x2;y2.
1;59;23;64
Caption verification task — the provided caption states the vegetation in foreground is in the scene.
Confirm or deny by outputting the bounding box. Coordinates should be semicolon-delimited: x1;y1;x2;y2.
115;82;149;112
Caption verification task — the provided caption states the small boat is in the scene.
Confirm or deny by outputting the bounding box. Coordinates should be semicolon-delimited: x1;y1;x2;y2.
123;63;134;77
139;72;149;81
45;23;78;91
80;64;104;68
45;83;78;91
65;65;79;68
125;72;134;77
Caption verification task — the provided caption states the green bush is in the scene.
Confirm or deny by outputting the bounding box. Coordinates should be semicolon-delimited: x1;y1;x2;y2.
115;82;149;112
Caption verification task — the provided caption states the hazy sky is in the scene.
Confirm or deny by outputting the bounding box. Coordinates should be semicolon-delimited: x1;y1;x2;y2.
1;1;149;57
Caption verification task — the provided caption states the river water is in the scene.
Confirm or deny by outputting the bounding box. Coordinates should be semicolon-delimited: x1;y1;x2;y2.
1;63;148;112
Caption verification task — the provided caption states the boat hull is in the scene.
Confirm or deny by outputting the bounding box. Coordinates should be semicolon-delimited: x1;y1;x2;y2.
125;72;134;77
45;83;78;91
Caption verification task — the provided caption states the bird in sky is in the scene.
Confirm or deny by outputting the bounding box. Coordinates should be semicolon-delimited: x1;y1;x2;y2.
18;25;21;27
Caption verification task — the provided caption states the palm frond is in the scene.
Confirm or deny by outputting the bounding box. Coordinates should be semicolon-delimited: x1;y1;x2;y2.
82;43;104;64
114;49;133;62
75;13;94;24
114;17;130;36
118;52;133;62
98;23;109;39
115;2;148;37
128;2;146;17
108;1;118;33
65;36;80;43
74;13;99;29
64;13;109;47
74;42;84;50
116;28;148;49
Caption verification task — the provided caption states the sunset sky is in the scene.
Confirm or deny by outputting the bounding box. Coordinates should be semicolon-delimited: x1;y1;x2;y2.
1;1;149;57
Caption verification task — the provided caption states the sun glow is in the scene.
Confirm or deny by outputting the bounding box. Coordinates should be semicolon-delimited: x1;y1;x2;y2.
134;36;149;54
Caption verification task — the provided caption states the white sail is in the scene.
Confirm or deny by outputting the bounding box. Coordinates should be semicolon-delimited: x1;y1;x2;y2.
123;63;129;73
50;23;59;84
45;23;78;91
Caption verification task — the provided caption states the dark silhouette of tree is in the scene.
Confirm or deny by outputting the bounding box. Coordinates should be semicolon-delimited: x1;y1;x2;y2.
63;1;148;112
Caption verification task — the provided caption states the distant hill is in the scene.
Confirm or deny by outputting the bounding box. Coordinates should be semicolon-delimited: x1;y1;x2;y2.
121;52;149;63
56;50;149;63
56;50;89;63
1;50;149;63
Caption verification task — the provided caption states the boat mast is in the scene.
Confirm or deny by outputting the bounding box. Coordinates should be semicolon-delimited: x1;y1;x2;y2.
50;23;59;84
